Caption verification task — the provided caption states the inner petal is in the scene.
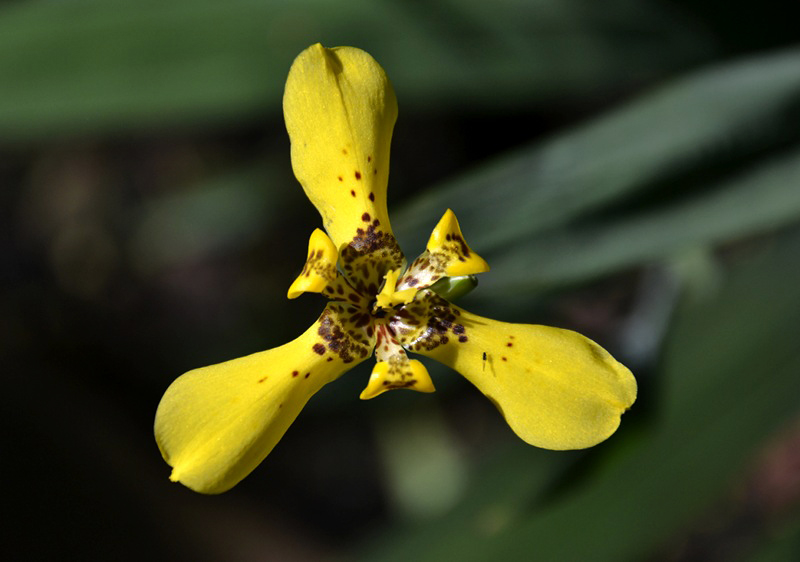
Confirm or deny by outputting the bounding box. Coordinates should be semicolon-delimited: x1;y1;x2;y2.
360;322;435;399
398;209;489;292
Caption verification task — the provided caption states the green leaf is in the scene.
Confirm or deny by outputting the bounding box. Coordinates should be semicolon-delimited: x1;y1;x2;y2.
478;146;800;294
394;47;800;253
0;0;707;141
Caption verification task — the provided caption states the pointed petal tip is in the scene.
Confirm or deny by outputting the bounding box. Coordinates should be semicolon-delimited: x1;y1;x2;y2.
287;229;338;299
426;209;490;277
359;358;436;399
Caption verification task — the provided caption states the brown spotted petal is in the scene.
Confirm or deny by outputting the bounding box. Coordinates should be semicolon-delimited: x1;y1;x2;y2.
283;44;404;293
154;302;375;494
360;323;435;399
392;291;637;450
397;209;489;292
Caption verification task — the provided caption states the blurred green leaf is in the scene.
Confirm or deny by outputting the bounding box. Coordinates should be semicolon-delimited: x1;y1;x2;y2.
0;0;707;141
478;146;800;294
358;227;800;561
130;164;283;272
394;47;800;253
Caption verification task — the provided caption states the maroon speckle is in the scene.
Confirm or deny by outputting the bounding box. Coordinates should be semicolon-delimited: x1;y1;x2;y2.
453;324;465;334
507;342;513;347
502;357;508;362
369;192;375;201
355;171;362;180
327;357;333;362
362;212;371;222
350;190;356;197
292;370;299;377
313;343;325;355
459;336;468;343
304;372;310;379
367;155;372;162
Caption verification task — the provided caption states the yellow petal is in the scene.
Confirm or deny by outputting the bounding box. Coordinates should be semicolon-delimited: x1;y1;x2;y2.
394;291;636;449
375;268;417;310
360;322;436;399
287;228;339;299
154;303;374;494
426;209;490;277
283;43;403;292
398;210;489;291
360;358;435;400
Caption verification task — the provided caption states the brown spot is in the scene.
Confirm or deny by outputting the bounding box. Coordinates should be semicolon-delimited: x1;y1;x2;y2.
258;376;268;383
313;343;325;355
350;190;356;197
369;192;375;201
445;234;451;241
292;370;299;377
507;342;513;347
304;372;310;379
355;171;362;180
458;336;468;343
327;357;333;362
367;155;372;162
362;212;371;222
373;169;378;175
338;176;343;182
453;324;465;334
342;148;348;155
502;357;508;361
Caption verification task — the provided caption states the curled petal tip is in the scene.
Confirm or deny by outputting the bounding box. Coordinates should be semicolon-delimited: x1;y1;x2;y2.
427;209;490;277
287;229;339;299
360;358;435;400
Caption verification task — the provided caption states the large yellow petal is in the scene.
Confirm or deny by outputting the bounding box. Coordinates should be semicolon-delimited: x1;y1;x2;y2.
154;303;374;494
283;43;403;293
393;291;636;449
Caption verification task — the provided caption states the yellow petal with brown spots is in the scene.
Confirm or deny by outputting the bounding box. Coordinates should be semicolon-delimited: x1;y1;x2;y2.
287;228;339;299
154;303;374;494
398;209;489;292
283;44;404;293
360;357;434;399
394;291;636;450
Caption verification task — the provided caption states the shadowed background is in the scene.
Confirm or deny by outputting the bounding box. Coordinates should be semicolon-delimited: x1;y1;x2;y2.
2;1;800;560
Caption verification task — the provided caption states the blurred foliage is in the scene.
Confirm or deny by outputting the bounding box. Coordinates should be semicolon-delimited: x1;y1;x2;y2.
3;1;800;561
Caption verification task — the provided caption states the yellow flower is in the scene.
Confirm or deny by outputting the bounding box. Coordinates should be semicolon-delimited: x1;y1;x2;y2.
154;44;637;494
